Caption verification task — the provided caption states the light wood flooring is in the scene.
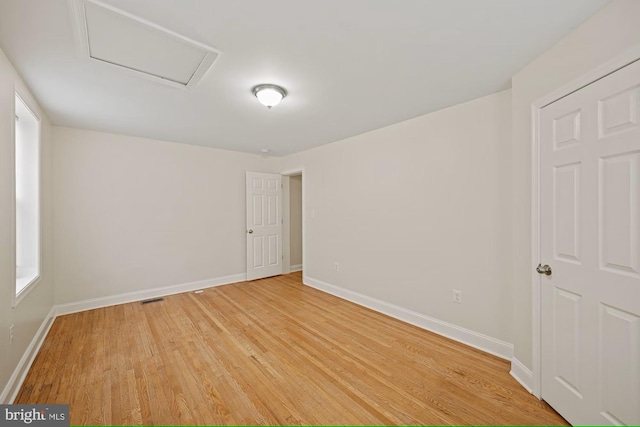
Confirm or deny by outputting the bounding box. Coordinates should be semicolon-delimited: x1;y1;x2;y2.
17;272;567;425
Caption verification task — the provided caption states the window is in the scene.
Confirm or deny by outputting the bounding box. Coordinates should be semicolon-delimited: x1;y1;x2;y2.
14;93;41;304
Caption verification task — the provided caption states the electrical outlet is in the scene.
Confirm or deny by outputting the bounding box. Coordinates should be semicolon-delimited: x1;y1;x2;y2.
9;324;14;344
334;262;340;271
452;290;462;304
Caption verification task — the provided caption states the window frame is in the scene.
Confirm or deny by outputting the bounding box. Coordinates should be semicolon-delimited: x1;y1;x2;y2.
12;89;42;307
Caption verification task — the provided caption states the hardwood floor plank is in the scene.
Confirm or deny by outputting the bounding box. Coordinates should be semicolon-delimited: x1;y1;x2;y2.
16;272;568;426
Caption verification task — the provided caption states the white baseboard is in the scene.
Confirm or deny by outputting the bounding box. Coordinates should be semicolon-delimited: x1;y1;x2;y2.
290;264;303;272
54;273;246;316
510;357;534;394
303;276;514;360
3;273;522;404
1;273;247;402
0;307;56;404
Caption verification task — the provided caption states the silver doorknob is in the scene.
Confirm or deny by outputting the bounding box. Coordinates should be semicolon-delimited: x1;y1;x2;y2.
247;229;253;234
536;264;552;276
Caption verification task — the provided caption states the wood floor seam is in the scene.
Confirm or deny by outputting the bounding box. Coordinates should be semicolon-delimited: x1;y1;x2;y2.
16;272;567;426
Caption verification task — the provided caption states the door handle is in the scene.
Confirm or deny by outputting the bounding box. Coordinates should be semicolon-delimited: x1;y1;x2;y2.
536;264;552;276
247;229;254;234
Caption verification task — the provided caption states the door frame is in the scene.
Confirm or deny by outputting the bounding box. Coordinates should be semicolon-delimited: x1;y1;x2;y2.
281;167;305;278
530;44;640;399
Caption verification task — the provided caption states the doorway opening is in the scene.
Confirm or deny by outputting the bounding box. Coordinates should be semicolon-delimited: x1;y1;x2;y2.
281;169;304;275
289;174;302;272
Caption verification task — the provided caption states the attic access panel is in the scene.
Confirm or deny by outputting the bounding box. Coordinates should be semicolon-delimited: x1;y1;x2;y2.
69;0;219;89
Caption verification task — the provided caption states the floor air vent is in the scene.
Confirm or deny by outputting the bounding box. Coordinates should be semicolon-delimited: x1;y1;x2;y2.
141;297;164;305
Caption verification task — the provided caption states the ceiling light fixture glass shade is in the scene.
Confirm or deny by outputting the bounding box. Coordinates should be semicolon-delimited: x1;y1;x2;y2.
252;84;287;109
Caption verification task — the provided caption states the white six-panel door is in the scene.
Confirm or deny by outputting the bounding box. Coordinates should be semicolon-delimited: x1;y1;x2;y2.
246;172;282;281
540;59;640;425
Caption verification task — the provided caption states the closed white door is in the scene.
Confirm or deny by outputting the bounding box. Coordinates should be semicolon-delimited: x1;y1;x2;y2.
539;59;640;425
246;172;282;281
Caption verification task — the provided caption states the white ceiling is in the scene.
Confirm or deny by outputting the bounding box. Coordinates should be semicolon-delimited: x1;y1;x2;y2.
0;0;608;156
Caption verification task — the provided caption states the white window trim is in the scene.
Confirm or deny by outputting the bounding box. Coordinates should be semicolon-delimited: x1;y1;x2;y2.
12;89;42;308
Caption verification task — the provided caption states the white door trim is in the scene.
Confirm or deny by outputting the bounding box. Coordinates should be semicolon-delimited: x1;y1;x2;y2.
281;168;305;279
530;43;640;399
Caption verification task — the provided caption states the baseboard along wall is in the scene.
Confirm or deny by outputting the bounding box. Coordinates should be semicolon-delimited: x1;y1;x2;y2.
509;357;534;394
0;307;56;404
1;272;246;403
304;276;534;396
303;275;515;361
3;271;533;404
54;273;246;316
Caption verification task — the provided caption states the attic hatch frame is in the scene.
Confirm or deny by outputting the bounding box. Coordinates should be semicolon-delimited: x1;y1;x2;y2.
68;0;220;90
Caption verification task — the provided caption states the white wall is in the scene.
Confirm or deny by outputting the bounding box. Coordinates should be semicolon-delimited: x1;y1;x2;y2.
281;90;513;343
4;0;636;399
0;48;54;401
289;175;303;268
53;127;279;304
510;0;640;369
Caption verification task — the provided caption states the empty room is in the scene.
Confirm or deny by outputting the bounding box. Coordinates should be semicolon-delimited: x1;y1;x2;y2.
1;0;639;425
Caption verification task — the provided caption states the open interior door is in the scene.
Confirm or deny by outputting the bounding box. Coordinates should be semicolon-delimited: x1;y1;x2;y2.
246;172;282;281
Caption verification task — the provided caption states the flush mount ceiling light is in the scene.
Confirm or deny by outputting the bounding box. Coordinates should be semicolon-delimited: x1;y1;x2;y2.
252;84;287;109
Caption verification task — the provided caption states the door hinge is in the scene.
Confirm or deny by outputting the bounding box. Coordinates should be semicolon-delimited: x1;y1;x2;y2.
281;183;283;189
